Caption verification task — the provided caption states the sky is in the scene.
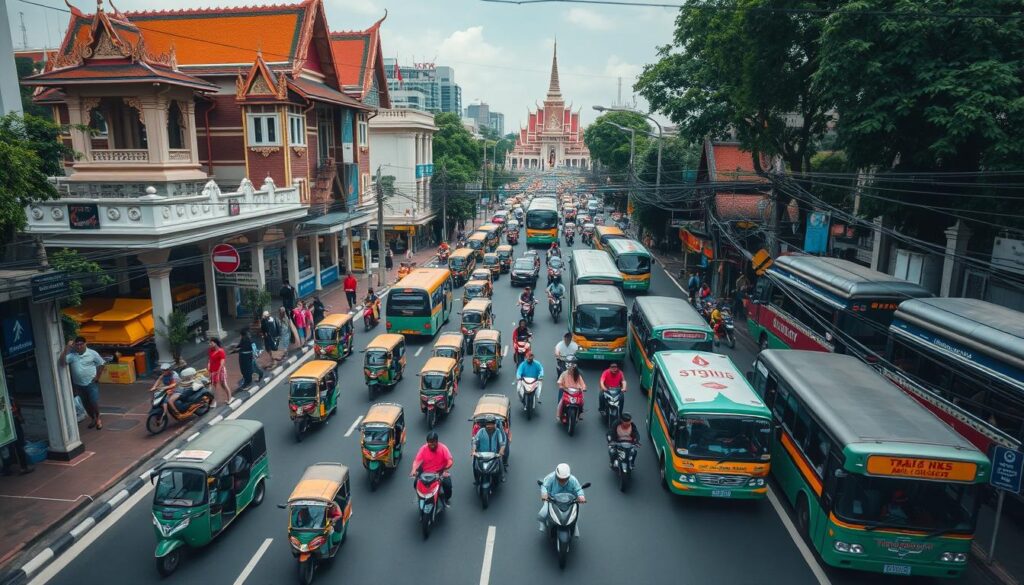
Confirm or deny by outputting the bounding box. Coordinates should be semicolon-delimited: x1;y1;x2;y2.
7;0;680;131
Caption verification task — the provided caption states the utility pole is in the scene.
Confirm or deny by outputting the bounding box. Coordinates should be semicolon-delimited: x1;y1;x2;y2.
374;165;386;288
439;163;448;242
19;12;28;50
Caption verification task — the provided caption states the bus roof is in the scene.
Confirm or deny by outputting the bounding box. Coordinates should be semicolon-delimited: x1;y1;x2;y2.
606;238;650;256
654;351;770;417
395;268;450;290
758;350;983;456
774;255;933;300
528;198;558;211
893;297;1024;370
634;296;712;331
573;284;626;306
570;249;621;280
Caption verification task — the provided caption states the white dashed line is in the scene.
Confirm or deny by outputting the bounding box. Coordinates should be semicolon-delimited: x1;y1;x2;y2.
232;538;274;585
344;415;364;437
479;526;497;585
415;347;424;357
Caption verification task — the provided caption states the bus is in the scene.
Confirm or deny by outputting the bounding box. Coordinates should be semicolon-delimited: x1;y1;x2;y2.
746;255;932;354
628;296;713;393
568;284;628;362
385;268;454;337
593;225;625;251
751;350;989;578
648;351;772;499
884;297;1024;455
606;238;652;292
568;249;623;290
525;198;559;246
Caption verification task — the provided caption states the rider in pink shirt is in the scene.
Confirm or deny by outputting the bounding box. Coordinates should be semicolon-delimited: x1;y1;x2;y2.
410;432;454;502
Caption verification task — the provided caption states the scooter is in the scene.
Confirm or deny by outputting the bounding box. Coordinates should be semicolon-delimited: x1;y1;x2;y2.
145;374;214;435
363;300;380;331
714;307;736;349
608;440;638;492
547;264;562;283
559;387;584;436
517;376;541;420
601;387;623;429
565;232;575;247
437;248;450;263
415;470;447;539
520;300;536;325
507;231;519;245
473;452;502;509
549;295;562;321
538;479;591;569
513;338;531;365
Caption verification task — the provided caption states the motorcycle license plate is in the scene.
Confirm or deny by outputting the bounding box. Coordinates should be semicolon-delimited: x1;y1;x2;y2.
883;565;911;576
711;490;732;498
568;398;577;404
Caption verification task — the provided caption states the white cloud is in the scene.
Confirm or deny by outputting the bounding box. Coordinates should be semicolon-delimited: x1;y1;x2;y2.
563;8;615;31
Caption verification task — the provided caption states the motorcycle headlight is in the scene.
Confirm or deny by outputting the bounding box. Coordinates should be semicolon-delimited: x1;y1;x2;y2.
548;503;562;524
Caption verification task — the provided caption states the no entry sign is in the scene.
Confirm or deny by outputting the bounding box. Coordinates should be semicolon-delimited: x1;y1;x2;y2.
211;243;241;274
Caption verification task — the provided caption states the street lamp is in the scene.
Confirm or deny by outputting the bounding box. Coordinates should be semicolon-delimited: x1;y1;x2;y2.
593;105;664;204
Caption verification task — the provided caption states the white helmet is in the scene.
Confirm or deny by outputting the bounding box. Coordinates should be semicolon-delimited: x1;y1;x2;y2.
555;463;571;480
180;367;197;379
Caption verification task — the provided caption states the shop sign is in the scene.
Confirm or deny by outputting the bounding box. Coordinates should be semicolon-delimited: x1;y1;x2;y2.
31;271;70;303
68;204;100;229
216;271;259;289
228;199;240;216
2;315;34;357
298;275;316;298
0;355;15;448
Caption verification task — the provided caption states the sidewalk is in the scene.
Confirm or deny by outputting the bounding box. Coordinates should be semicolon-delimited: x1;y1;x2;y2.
0;246;442;573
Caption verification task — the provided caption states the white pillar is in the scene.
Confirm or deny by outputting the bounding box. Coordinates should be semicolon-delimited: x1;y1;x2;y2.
311;234;322;291
31;302;83;460
345;229;355;275
941;220;973;298
330;233;340;267
201;245;226;339
253;243;267;290
870;216;890;274
286;234;300;289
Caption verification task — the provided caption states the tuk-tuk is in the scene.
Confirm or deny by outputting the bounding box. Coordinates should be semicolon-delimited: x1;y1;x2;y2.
471;268;493;287
463;279;492;304
364;334;406;400
289;360;339;441
475;224;501;251
432;332;465;381
151;420;269;577
397;261;414;280
448;248;476;286
360;403;405;490
284;463;351;584
496;245;513;273
472;329;502;389
419;357;458;429
466;233;487;260
471;394;512;465
482;253;501;280
581;223;596;245
313;313;354;362
461;298;493;353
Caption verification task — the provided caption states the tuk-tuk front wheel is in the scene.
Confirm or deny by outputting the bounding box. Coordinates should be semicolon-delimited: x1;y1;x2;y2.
427;409;438;430
369;466;384;491
156;549;181;577
298;557;316;585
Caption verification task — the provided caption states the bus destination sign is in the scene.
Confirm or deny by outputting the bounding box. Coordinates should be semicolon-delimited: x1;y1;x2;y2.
866;456;977;482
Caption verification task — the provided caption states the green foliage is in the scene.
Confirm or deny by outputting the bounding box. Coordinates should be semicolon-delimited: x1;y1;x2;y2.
431;112;482;186
0;113;73;241
808;151;854;211
583;111;651;175
50;248;113;307
16;58;51;119
241;288;272;324
379;175;396;200
158;310;192;364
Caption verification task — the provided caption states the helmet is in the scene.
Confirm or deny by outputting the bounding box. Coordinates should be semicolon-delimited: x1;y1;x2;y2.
180;367;197;379
426;431;439;443
555;463;571;480
619;412;633;423
524;286;532;292
159;362;173;371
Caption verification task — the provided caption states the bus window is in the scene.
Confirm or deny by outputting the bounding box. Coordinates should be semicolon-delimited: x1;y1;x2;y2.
387;291;430;316
805;427;832;476
576;304;626;338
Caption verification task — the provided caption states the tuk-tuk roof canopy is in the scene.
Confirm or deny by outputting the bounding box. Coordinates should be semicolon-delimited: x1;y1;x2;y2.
476;224;500;233
464;298;492;312
471;268;491;277
367;333;405;350
363;402;403;426
465;280;489;288
468;232;487;241
496;245;513;252
317;313;353;328
292;360;337;380
421;356;457;374
451;248;475;259
483;253;499;260
473;394;511;419
474;329;501;342
165;420;263;474
288;462;349;503
435;332;464;347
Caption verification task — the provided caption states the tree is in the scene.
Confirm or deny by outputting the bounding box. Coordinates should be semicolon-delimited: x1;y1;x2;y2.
431;113;484;232
631;136;703;238
583;111;651;176
15;57;51;118
0;113;73;245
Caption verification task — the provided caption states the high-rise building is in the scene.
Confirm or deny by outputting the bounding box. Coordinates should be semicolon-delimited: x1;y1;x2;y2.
384;58;462;114
489;112;504;136
465;102;505;136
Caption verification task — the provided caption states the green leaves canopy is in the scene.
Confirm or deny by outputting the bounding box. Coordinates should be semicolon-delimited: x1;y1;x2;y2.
583;111;651;175
0;113;73;242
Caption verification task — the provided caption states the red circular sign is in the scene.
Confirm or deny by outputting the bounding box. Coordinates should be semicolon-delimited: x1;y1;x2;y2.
211;243;241;274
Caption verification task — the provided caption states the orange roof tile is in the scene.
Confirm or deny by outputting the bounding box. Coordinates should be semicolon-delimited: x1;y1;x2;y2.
329;13;388;105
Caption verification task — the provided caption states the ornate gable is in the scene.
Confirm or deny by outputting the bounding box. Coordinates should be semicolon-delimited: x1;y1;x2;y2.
236;53;288;102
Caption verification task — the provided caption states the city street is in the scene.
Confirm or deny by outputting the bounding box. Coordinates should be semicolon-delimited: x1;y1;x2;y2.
27;222;998;585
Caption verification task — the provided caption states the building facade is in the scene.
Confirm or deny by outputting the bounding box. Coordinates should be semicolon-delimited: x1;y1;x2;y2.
382;59;462;114
505;43;589;170
464;102;504;136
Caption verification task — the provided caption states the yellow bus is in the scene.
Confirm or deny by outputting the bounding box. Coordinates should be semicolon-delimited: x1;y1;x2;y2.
593;225;626;251
385;268;454;337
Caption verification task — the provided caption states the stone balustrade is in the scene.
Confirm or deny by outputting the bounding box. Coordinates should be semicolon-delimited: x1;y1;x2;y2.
90;149;150;162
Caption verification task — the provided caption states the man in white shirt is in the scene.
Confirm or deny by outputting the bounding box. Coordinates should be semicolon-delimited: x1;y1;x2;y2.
554;332;579;378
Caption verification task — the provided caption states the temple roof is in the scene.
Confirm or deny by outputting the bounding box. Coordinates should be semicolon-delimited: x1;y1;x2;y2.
329;13;391;106
546;41;561;100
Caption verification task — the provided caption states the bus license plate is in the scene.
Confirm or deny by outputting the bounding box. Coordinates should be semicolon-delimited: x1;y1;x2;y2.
883;564;911;576
711;490;732;498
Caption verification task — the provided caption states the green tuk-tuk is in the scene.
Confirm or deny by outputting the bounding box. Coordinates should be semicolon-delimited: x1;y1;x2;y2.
433;332;465;381
150;419;269;576
364;333;406;400
462;280;492;305
313;313;354;362
360;403;406;490
472;329;502;389
284;463;351;584
482;253;501;280
288;360;339;441
461;298;493;353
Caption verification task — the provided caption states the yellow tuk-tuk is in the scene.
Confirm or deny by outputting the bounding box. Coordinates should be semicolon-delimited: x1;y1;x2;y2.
364;334;406;400
360;403;405;490
466;233;487;260
432;332;465;381
313;313;354;362
462;280;492;305
461;298;493;353
496;245;513;273
472;329;502;389
475;224;501;251
284;462;351;584
482;253;501;280
288;360;339;441
471;268;493;288
448;248;476;286
419;357;458;429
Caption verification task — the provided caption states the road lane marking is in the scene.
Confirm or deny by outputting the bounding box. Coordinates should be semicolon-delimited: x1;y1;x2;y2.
502;344;508;357
345;415;364;437
479;526;497;585
415;346;423;357
767;487;832;585
232;538;273;585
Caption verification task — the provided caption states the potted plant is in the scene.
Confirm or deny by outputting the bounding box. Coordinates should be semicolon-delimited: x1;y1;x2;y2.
241;288;272;324
158;310;191;366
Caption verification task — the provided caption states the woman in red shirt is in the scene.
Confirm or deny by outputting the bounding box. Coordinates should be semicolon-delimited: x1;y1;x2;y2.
208;338;229;406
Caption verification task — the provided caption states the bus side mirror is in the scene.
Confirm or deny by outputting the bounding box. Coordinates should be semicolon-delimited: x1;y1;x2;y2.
745;371;753;383
833;469;848;479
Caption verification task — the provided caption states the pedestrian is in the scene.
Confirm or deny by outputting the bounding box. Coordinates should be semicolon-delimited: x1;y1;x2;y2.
734;272;751;319
232;330;257;389
59;336;106;430
1;398;34;475
385;248;394;271
687;272;700;305
405;247;413;262
301;301;314;341
278;306;296;352
279;279;296;321
292;301;308;345
311;296;327;326
207;338;230;407
343;272;358;310
260;310;281;366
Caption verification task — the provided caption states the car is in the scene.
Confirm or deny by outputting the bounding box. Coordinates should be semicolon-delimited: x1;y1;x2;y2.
523;249;541;269
492;210;508;225
510;257;539;287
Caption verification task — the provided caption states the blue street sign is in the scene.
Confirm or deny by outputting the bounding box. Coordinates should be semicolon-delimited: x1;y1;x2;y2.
991;445;1024;493
2;315;34;357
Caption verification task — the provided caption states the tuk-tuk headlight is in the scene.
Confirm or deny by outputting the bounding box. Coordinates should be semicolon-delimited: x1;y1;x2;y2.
307;535;326;551
289;536;302;550
154;513;190;537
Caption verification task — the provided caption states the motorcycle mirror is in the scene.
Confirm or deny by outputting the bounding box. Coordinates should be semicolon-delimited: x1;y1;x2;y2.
580;482;592;489
148;469;158;484
277;504;288;509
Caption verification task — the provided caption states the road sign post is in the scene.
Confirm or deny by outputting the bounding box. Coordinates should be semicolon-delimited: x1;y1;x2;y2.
211;243;241;274
988;445;1023;562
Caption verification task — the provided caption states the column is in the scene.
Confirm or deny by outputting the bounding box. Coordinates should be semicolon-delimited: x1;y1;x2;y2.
311;234;322;291
941;220;973;297
869;216;891;274
138;249;176;364
253;242;267;290
200;245;226;340
116;255;131;294
330;233;340;267
286;233;301;287
345;229;355;275
31;301;84;460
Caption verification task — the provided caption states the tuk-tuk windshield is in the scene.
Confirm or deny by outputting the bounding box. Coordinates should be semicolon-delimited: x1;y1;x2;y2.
450;257;466;269
365;350;387;366
434;348;458;360
290;379;318;398
290;503;327;530
363;426;390;445
475;343;497;357
314;326;337;341
462;312;483;325
422;373;447;391
154;468;207;507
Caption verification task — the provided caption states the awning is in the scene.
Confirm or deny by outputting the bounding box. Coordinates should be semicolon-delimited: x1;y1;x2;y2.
679;229;714;259
301;210;372;234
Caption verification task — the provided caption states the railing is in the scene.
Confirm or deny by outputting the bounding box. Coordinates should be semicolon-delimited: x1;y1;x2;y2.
91;149;149;162
168;149;192;162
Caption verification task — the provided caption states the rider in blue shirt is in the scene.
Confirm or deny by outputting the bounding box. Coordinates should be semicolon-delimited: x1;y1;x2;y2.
516;351;544;380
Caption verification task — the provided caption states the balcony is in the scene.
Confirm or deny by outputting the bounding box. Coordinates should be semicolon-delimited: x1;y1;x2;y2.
90;149;150;163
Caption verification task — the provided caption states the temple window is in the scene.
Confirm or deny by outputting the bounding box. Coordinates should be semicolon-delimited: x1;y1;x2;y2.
247;105;281;146
288;107;306;147
167;100;185;149
357;115;368;148
92;97;146;149
89;109;108;137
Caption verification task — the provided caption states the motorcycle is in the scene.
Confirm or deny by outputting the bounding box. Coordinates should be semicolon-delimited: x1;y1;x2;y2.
520;300;536;325
565;232;575;247
507;231;519;245
414;470;448;539
559;386;584;436
437;247;450;263
714;306;737;349
473;452;502;509
548;295;562;321
538;479;591;569
608;440;638;492
601;387;623;429
145;372;214;435
363;299;381;330
517;376;541;420
513;337;531;365
547;265;562;283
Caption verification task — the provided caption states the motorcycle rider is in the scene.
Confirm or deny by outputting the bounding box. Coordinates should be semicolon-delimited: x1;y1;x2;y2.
518;287;537;318
364;287;380;322
471;415;507;484
512;318;532;348
546;242;562;264
538;463;586;532
410;431;454;504
438;241;450;255
516;351;545;409
150;363;181;417
598;362;628;416
554;332;579;378
546;279;565;307
709;304;724;343
556;358;586;422
606;413;640;468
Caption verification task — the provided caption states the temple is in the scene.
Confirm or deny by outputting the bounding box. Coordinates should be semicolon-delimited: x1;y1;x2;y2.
506;43;589;170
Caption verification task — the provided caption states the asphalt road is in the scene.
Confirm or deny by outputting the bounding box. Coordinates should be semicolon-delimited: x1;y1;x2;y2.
33;209;998;585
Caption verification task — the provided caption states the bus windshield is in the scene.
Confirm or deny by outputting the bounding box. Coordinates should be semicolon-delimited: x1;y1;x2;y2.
574;304;626;338
834;475;979;534
154;468;207;507
675;416;771;461
387;291;430;316
617;255;651;275
527;211;558;230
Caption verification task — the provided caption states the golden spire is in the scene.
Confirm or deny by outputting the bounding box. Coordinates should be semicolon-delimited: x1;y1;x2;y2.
546;40;561;100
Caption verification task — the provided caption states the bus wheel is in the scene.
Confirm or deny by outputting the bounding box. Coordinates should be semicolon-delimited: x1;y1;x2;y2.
796;494;810;540
659;454;669;492
758;334;768;351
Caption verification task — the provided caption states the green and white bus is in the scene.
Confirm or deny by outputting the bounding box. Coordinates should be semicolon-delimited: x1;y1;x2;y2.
525;197;559;246
628;296;713;393
385;268;454;337
647;351;772;499
751;350;989;579
606;238;652;292
568;249;623;290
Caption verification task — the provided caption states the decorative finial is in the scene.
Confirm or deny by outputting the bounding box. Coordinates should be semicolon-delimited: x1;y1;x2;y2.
96;0;103;12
